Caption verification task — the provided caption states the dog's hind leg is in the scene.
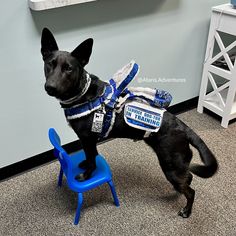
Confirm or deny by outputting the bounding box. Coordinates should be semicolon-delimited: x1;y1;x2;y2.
164;170;195;218
177;185;195;218
187;172;193;186
144;132;195;218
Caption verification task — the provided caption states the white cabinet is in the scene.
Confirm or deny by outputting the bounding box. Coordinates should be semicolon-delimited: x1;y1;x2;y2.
197;4;236;128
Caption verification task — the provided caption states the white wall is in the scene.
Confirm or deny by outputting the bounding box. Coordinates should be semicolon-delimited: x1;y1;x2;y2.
0;0;227;168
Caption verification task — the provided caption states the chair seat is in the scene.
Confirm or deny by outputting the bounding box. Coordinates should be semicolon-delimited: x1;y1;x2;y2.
65;150;112;193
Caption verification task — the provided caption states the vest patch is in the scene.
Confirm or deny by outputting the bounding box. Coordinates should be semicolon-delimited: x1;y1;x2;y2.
124;101;165;132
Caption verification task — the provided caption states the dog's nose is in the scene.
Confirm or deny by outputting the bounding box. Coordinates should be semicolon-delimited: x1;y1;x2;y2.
45;84;57;96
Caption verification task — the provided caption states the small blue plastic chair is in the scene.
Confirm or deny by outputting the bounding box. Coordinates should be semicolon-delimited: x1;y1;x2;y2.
48;128;120;225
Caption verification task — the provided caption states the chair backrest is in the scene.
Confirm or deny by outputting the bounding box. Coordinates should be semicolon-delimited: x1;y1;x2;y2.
48;128;71;176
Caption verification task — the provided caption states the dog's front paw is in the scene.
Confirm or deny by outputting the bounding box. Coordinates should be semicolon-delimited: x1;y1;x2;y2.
75;172;92;182
178;207;191;218
75;173;86;182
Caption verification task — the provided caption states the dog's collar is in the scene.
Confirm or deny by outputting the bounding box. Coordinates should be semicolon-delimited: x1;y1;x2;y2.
63;84;113;120
59;73;91;106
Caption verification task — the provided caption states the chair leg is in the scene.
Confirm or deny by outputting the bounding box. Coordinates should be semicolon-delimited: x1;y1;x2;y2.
74;192;83;225
108;180;120;207
57;166;63;187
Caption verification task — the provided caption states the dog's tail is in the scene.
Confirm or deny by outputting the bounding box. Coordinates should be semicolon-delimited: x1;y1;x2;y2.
186;128;218;178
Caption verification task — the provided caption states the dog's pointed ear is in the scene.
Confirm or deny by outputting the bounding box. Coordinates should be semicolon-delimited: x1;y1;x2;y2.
71;38;93;67
41;28;59;61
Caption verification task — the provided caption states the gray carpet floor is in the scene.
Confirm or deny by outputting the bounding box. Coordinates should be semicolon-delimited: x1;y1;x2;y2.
0;109;235;236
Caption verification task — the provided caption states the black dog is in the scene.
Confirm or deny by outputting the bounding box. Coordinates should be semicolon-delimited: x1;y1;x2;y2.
41;28;218;218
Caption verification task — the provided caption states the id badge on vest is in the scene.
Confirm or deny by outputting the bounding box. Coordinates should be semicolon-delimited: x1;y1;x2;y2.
91;111;105;133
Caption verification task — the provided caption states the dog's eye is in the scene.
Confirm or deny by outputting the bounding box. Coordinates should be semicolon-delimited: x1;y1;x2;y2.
47;59;57;68
62;64;73;73
51;60;57;67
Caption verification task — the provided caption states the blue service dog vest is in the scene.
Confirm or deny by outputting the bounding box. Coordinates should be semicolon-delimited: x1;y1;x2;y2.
64;61;172;138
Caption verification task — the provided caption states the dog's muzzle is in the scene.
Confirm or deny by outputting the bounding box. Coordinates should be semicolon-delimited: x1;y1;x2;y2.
45;83;58;97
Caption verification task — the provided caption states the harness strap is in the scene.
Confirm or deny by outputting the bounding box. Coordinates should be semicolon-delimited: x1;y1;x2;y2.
106;62;139;109
64;84;113;120
98;62;140;138
100;107;115;138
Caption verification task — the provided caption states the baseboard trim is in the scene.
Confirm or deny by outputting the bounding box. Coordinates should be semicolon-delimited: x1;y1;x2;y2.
167;96;199;114
0;96;199;182
0;140;82;182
